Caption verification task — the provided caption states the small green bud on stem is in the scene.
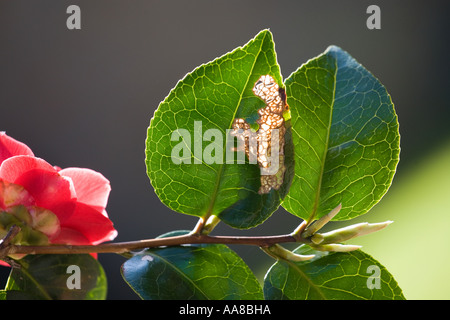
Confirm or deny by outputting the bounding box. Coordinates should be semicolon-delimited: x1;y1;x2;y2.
262;244;315;262
309;243;362;252
311;221;393;245
301;204;342;238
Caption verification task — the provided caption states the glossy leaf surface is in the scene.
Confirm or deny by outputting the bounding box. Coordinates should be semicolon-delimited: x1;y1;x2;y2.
282;46;400;221
1;254;107;300
146;30;293;228
121;231;263;300
264;245;404;300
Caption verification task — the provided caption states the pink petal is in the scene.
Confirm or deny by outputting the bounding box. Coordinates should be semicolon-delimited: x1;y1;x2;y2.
0;132;34;165
59;168;111;215
57;202;117;245
0;156;76;211
50;227;91;245
46;199;77;224
49;227;100;258
0;261;11;267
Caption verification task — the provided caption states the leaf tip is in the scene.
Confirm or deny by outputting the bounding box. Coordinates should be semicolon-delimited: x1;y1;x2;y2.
324;45;344;55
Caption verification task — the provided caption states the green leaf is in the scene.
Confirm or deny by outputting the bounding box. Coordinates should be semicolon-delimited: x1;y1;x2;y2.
145;29;293;229
121;231;263;300
282;46;400;221
1;254;107;300
263;245;405;300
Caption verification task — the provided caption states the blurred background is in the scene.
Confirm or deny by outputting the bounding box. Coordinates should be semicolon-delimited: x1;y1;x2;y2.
0;0;449;299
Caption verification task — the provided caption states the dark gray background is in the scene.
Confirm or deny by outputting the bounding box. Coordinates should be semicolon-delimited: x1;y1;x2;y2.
1;1;449;299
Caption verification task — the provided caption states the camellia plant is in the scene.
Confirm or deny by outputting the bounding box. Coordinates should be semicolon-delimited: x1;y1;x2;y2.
0;29;403;300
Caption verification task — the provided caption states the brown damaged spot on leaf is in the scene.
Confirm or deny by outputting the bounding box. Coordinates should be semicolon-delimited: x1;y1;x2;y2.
231;75;288;194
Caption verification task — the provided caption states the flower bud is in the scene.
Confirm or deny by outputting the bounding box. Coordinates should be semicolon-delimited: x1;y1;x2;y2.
310;243;362;252
311;221;393;245
301;204;342;238
263;244;315;262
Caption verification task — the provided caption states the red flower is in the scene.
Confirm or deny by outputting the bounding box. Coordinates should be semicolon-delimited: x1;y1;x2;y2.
0;132;117;253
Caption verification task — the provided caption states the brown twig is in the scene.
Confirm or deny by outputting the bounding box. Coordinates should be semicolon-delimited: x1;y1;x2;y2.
5;233;302;256
0;225;21;252
0;225;22;267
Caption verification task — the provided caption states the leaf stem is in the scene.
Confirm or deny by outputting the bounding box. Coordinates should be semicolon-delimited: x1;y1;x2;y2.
191;217;207;234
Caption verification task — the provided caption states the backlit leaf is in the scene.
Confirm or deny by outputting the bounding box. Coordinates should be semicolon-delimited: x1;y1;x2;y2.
282;46;400;221
121;231;263;300
146;30;293;228
263;245;404;300
1;254;107;300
